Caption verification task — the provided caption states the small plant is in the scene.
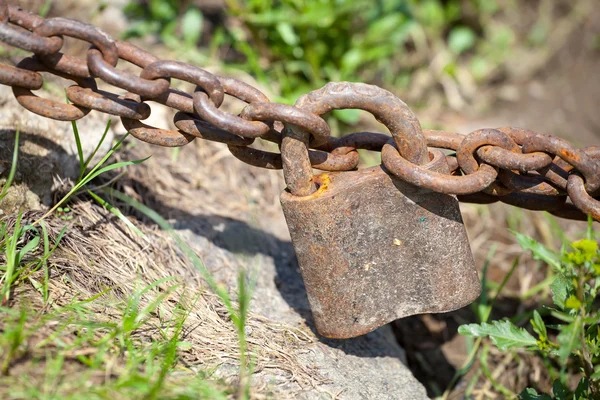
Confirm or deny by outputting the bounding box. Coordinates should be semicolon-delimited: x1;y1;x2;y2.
55;207;72;221
459;219;600;399
0;214;66;306
32;125;148;226
0;128;20;202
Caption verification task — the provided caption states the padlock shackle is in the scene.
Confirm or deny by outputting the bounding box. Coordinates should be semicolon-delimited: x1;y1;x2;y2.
281;82;429;197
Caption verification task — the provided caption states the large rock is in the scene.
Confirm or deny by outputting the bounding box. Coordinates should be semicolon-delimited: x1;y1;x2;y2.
177;213;428;399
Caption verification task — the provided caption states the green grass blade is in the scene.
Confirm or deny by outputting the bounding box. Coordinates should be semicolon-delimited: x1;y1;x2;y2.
0;127;20;201
87;190;146;239
81;157;149;187
2;211;22;301
33;133;148;226
70;119;86;182
40;222;50;303
82;119;112;173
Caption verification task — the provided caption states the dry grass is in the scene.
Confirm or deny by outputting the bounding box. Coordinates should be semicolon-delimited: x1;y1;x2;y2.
0;199;326;399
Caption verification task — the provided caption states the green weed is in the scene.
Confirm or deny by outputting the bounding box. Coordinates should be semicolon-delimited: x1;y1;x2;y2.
0;127;20;202
459;218;600;399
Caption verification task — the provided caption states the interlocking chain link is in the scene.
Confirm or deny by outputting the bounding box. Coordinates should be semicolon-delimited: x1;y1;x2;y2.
0;3;598;221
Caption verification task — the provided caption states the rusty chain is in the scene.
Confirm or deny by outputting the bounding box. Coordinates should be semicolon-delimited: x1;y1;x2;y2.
0;3;598;221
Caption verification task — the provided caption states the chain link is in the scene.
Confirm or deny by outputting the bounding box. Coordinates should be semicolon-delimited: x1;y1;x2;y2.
0;3;598;221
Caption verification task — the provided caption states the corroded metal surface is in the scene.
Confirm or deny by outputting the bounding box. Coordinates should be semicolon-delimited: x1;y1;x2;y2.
281;151;480;338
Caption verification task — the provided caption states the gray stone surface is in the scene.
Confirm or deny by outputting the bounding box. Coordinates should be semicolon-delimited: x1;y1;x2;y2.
178;214;429;399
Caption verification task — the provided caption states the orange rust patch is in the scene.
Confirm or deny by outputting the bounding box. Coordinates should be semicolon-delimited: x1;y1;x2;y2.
312;173;331;197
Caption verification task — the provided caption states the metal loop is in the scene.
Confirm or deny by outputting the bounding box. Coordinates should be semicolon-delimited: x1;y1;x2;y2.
12;56;94;121
193;93;270;139
382;140;498;195
0;14;63;55
522;133;600;193
240;102;330;146
121;94;193;147
315;131;391;154
567;175;600;221
192;75;271;138
457;128;520;196
228;145;282;169
8;5;45;30
0;62;43;90
499;192;567;211
219;76;270;103
66;86;151;120
88;41;170;99
297;82;429;164
140;60;224;111
227;144;360;171
173;112;253;146
283;82;429;196
456;128;520;174
423;129;464;150
498;170;564;196
34;17;118;78
482;127;554;171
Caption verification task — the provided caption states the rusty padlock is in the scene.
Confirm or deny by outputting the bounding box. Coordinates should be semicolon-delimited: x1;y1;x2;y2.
280;82;481;339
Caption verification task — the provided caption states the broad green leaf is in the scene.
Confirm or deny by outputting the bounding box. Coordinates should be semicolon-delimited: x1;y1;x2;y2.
513;231;561;269
574;377;590;398
448;26;476;54
341;48;363;75
490;25;515;50
550;274;571;310
365;13;405;42
149;0;176;21
182;8;203;47
415;0;445;30
552;380;568;400
556;318;582;364
458;320;537;350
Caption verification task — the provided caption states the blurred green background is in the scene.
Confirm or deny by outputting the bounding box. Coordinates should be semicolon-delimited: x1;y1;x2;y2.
119;0;598;127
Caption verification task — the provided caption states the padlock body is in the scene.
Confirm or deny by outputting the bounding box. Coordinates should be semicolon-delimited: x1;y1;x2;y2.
281;163;481;339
